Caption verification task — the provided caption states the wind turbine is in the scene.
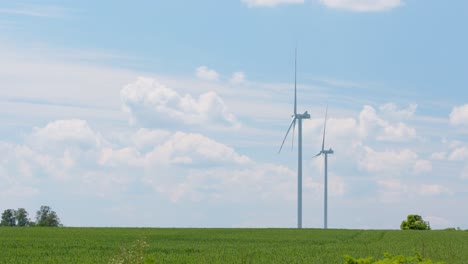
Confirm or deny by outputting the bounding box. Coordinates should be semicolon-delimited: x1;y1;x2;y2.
314;106;333;229
278;50;310;229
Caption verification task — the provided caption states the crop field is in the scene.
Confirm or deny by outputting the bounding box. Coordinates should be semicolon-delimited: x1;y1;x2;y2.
0;228;467;263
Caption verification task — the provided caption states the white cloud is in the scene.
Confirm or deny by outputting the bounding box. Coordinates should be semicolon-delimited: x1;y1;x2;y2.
449;104;468;126
241;0;304;8
359;105;416;141
29;119;103;150
379;103;417;119
319;0;403;12
305;105;416;153
121;77;240;129
378;122;416;141
146;131;252;166
230;72;246;84
359;147;420;175
132;128;171;151
448;147;468;161
99;147;142;167
0;120;257;204
195;66;219;81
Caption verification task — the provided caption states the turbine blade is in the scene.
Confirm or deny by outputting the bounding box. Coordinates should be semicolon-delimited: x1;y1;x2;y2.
294;48;297;116
314;152;322;158
279;116;296;153
291;118;296;150
321;105;328;151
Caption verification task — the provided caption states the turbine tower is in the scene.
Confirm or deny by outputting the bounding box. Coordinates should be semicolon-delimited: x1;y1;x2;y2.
278;50;310;229
314;106;333;229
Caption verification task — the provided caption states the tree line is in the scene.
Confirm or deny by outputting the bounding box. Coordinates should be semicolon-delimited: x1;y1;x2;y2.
1;206;62;227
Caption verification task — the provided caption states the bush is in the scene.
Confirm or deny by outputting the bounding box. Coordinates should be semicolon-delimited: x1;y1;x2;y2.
401;215;430;230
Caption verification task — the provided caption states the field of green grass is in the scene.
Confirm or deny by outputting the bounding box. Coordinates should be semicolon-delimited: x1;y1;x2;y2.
0;228;467;263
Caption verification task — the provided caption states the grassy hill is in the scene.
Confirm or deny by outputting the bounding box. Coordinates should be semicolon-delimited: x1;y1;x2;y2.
0;228;467;263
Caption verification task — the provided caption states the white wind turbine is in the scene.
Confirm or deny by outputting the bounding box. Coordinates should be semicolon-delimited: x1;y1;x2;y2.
314;106;333;229
278;50;310;229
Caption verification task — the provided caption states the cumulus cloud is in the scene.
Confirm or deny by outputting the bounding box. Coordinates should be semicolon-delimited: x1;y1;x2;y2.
306;104;416;154
449;104;468;126
146;131;252;166
379;122;416;141
448;147;468;161
11;119;107;180
121;77;240;129
195;66;219;81
379;103;417;119
230;72;246;84
99;147;142;167
0;118;259;205
319;0;403;12
132;128;171;151
359;105;416;141
359;147;424;175
29;119;103;150
241;0;304;8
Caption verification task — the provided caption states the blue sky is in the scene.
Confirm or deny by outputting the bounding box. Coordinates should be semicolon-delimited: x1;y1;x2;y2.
1;0;467;229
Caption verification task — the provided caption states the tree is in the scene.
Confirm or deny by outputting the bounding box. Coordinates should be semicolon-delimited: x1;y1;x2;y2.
400;214;430;230
1;209;17;227
15;208;30;227
36;206;62;227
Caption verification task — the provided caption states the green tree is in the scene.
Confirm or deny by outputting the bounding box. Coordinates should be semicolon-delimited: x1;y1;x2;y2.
15;208;30;227
36;206;62;227
1;209;17;226
401;214;430;230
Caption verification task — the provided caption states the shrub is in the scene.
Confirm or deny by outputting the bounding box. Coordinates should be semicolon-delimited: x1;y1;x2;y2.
401;215;430;230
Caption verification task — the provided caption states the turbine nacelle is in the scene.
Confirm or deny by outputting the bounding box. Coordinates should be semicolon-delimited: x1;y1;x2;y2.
321;148;334;155
293;111;310;119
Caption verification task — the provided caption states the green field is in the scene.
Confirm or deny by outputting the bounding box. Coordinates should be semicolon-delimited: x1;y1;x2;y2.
0;228;467;263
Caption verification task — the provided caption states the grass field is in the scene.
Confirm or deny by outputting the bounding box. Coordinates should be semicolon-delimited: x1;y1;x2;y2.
0;228;467;263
